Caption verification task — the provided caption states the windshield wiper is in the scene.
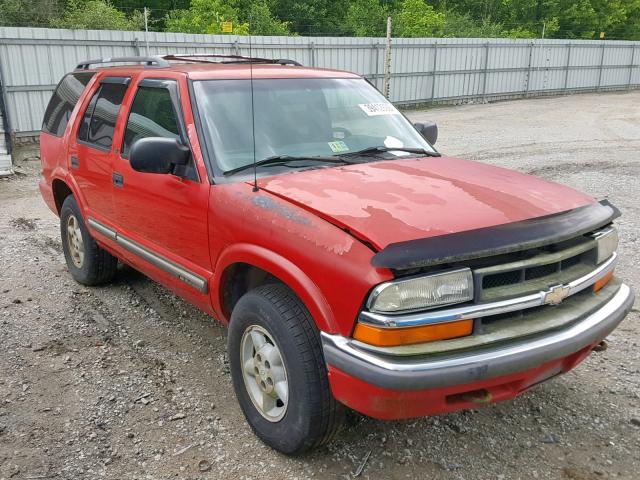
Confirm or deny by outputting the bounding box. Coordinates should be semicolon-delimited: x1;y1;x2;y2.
224;155;358;175
340;146;441;158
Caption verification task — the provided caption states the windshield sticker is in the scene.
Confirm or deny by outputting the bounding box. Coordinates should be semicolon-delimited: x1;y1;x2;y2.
384;136;403;148
358;103;400;116
328;141;349;153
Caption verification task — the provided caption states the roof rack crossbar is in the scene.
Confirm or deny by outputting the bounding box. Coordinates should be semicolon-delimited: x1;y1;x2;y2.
161;53;302;66
75;56;169;70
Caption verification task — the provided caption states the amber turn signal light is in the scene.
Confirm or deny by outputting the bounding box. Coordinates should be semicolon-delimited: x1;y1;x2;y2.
353;319;473;347
593;270;614;292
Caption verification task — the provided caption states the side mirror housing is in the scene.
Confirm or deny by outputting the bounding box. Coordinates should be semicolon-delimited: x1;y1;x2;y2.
414;121;438;145
129;137;190;174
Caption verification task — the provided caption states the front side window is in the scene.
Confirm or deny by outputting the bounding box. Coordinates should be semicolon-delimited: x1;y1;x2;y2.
192;78;435;176
77;80;129;149
122;86;180;157
42;72;94;136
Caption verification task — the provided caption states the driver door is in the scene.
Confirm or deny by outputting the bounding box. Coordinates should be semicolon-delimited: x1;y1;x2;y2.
112;76;212;308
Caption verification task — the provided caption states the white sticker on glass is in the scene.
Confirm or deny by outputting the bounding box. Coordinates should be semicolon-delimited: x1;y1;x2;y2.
358;103;400;116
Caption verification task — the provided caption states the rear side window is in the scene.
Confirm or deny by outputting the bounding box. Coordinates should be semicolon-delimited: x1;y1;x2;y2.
122;86;180;157
77;79;129;150
42;72;95;137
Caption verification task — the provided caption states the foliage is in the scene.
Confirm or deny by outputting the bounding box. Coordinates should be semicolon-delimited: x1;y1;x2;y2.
0;0;64;28
53;0;143;30
394;0;446;37
345;0;388;37
244;1;293;35
441;12;504;38
165;0;249;34
165;0;290;35
1;0;640;40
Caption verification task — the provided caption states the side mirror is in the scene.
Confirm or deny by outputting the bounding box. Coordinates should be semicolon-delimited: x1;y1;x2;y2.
129;137;190;174
414;121;438;145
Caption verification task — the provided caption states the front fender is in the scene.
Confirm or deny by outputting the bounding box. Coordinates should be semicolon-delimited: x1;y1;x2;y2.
212;242;337;333
208;184;394;336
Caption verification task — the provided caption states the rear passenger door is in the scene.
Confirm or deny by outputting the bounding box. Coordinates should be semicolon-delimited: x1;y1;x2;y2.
70;76;130;224
112;77;211;305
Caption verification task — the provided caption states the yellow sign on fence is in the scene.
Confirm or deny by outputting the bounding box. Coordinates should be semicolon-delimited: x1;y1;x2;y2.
222;22;233;33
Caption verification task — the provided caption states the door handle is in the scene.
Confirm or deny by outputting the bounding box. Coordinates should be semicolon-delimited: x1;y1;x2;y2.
70;156;79;169
112;172;124;188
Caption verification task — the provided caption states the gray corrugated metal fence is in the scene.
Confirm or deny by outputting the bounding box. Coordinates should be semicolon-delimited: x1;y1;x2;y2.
0;27;639;149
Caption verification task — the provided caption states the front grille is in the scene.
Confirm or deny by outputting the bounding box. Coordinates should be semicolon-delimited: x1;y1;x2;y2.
482;270;521;289
475;237;598;302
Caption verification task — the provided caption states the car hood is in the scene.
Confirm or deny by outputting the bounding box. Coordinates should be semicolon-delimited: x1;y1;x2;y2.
257;156;596;251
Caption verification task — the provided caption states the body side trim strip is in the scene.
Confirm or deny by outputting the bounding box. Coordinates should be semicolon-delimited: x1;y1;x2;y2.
87;217;208;293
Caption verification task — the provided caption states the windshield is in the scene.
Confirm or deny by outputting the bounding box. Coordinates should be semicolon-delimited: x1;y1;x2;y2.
192;78;436;175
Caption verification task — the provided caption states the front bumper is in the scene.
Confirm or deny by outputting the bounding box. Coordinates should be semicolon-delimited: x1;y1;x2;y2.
322;283;634;417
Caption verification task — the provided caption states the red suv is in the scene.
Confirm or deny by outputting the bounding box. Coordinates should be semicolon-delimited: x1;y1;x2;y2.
39;55;634;454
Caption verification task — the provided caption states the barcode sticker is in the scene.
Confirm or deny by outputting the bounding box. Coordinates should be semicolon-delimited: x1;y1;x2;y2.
358;103;399;116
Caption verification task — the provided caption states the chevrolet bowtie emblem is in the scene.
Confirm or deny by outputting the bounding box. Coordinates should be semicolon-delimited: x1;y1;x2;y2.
544;284;571;305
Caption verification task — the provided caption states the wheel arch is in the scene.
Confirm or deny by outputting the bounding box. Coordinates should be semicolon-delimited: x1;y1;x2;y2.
213;243;338;333
51;177;73;214
51;172;85;216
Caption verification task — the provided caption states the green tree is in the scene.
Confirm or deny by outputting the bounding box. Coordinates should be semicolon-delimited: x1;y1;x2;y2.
0;0;63;27
53;0;143;30
345;0;388;36
441;12;505;38
394;0;446;37
245;1;293;35
165;0;249;34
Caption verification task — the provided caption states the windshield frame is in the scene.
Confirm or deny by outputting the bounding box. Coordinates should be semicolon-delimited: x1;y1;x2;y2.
188;77;439;184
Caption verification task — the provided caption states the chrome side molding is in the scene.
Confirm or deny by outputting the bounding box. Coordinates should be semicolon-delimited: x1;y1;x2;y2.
87;217;208;293
359;253;618;328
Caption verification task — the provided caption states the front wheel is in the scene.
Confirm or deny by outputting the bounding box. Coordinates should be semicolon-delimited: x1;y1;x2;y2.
228;284;344;454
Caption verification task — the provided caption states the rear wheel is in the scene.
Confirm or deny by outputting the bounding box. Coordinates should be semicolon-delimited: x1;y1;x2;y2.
228;283;345;454
60;196;117;285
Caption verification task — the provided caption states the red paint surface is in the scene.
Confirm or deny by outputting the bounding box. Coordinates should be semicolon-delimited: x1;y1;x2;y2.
259;156;595;250
39;63;602;419
328;343;597;420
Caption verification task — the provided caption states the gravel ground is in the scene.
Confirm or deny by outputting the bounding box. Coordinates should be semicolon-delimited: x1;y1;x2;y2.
1;91;639;480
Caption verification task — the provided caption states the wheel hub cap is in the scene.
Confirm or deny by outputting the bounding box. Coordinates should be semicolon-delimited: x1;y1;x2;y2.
66;214;85;268
240;325;289;422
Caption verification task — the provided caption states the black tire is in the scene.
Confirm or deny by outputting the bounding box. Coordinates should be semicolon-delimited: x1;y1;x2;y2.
228;283;345;454
60;195;117;286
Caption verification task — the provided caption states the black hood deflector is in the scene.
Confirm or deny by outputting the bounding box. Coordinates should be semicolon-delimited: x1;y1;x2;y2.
372;200;620;270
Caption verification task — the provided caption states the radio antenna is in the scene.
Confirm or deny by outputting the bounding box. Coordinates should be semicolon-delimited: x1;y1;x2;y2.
248;16;258;192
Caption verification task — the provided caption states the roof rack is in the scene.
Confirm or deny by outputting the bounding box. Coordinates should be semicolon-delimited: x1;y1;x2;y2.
74;54;303;71
75;56;169;70
161;53;302;66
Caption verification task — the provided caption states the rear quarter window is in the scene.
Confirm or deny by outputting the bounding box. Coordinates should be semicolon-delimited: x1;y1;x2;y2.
42;72;95;137
77;79;129;150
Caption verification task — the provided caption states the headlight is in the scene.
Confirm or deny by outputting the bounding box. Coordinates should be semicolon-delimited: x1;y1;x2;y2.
367;268;474;313
594;227;618;264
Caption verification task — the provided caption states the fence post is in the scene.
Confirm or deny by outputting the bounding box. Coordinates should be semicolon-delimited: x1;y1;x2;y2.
430;42;438;104
132;38;141;56
482;42;490;103
371;42;379;89
524;41;534;97
382;16;392;98
0;59;13;157
564;43;572;93
627;46;636;90
308;41;315;67
597;42;605;91
233;40;240;56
